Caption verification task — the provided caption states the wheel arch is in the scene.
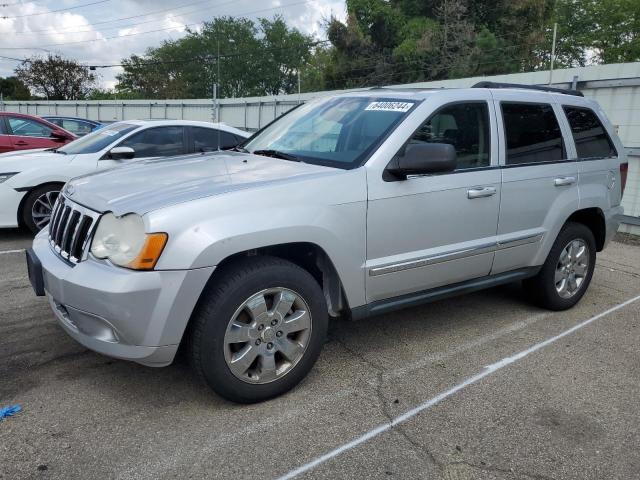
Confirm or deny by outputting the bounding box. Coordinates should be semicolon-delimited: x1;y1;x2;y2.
16;181;66;227
564;207;606;251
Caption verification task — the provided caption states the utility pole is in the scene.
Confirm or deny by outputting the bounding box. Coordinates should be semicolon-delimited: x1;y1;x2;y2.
549;22;558;85
297;69;301;104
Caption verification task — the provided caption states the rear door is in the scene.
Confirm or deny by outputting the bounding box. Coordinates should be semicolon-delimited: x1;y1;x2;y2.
492;92;579;274
6;115;57;151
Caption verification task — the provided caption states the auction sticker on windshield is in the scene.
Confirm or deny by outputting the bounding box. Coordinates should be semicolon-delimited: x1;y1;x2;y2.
365;101;414;112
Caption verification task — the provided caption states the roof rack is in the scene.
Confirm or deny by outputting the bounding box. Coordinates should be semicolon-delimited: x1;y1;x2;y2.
472;81;584;97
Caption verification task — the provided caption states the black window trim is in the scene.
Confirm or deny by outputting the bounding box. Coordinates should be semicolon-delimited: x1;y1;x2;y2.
499;100;571;167
385;99;493;180
561;104;618;161
110;125;188;159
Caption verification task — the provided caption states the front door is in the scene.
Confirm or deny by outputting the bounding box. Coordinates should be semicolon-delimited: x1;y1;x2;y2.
366;95;501;303
6;116;58;151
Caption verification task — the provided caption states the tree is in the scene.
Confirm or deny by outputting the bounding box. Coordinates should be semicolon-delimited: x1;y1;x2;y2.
0;76;31;100
15;55;98;100
116;16;316;99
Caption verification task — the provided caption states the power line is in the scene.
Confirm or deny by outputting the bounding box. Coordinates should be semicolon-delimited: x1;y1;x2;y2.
0;0;315;49
10;0;231;36
0;0;110;20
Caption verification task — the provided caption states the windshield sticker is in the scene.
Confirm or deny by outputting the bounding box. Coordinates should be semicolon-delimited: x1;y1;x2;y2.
365;101;414;113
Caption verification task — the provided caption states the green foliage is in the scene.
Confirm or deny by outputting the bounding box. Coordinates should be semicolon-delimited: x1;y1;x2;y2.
116;16;315;99
0;76;31;100
14;55;98;100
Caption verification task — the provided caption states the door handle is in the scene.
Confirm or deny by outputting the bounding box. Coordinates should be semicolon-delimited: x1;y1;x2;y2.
467;186;497;199
14;141;28;146
554;176;576;186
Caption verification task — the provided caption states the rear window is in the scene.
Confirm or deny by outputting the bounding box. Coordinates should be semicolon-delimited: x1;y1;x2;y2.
563;106;617;159
501;103;565;165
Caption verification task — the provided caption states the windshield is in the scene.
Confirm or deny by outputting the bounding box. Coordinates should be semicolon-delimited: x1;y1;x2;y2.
59;122;138;154
243;96;418;169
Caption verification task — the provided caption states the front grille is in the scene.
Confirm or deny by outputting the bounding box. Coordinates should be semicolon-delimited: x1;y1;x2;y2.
48;196;100;264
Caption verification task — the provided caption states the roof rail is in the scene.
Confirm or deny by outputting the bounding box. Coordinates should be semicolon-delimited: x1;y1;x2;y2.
472;81;584;97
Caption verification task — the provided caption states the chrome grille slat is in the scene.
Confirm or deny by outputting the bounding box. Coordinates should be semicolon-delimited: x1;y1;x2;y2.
48;195;100;265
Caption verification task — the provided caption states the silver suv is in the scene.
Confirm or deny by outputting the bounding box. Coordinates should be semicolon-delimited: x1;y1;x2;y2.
27;83;627;403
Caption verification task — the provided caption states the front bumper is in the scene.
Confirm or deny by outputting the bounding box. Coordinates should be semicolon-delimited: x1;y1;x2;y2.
0;183;25;228
32;230;214;366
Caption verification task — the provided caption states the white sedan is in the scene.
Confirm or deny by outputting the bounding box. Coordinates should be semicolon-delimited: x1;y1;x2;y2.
0;119;250;233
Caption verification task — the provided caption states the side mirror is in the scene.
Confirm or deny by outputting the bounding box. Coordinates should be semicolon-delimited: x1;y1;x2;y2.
50;130;71;142
386;143;457;180
108;146;135;160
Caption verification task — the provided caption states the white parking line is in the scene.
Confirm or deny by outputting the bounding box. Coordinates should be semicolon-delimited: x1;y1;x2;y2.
277;293;640;480
0;249;25;255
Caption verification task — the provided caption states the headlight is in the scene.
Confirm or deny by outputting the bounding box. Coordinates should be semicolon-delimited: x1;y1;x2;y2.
0;172;19;183
90;213;167;270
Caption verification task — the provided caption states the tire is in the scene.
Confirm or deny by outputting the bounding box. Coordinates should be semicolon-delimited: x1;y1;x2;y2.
21;184;63;234
188;256;328;403
524;222;596;311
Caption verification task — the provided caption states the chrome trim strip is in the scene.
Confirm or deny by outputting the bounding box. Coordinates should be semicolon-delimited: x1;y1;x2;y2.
369;242;496;277
496;233;544;250
368;233;544;277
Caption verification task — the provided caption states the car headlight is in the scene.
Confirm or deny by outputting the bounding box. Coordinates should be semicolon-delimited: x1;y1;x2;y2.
90;213;167;270
0;172;19;183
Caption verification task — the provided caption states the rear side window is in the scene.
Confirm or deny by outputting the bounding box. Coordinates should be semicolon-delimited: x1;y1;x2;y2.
192;127;239;151
409;102;491;169
563;106;617;159
7;116;53;138
501;103;565;165
120;126;185;158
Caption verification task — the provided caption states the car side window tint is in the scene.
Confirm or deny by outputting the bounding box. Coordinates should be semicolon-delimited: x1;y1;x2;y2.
0;118;6;134
192;127;239;151
120;126;185;158
8;116;53;137
501;103;565;165
62;119;93;136
563;106;617;159
409;102;491;170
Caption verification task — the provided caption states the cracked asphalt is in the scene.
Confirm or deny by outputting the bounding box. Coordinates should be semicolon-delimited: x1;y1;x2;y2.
1;229;639;480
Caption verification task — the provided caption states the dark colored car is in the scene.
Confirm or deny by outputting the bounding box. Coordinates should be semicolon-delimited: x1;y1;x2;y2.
0;112;76;153
41;116;103;137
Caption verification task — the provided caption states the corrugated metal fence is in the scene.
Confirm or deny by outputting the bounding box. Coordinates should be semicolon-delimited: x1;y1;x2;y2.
1;62;640;233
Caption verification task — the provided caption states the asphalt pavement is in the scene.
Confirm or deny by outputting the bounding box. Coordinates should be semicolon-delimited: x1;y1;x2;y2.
1;229;639;480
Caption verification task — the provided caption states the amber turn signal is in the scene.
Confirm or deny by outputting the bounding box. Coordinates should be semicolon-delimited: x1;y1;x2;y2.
126;233;168;270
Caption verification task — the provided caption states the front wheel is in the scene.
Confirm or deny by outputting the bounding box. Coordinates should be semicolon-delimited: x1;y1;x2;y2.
21;184;62;234
524;222;596;311
188;256;328;403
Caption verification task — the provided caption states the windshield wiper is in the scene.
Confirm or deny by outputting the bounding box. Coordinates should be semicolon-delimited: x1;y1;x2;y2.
252;149;300;162
45;148;67;155
225;145;249;153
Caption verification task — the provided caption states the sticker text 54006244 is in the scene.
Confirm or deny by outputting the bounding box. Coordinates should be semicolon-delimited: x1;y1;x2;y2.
365;102;414;113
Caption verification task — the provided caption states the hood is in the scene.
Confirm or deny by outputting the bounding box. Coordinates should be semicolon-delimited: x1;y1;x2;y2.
0;148;48;158
66;151;342;216
0;150;75;171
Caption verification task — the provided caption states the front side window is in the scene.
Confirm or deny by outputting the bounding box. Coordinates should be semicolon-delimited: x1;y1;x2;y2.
62;119;94;136
120;126;185;158
8;117;53;137
60;122;137;154
244;96;418;169
409;102;491;169
563;106;617;159
502;103;565;165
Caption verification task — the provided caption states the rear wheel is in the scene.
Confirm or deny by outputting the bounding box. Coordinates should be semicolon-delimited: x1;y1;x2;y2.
524;222;596;310
189;256;328;403
21;184;62;234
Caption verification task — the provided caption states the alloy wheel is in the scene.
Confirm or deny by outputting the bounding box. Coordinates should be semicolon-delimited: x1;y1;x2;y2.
223;288;312;384
31;190;60;231
555;239;589;299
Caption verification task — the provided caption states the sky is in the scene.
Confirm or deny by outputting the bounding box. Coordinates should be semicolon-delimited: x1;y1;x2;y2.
0;0;347;89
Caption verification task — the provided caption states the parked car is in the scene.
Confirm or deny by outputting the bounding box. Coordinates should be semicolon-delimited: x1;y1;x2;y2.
41;116;103;137
27;84;626;403
0;112;76;154
0;119;249;233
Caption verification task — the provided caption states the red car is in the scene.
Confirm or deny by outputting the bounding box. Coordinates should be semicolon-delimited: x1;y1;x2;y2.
0;112;76;153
